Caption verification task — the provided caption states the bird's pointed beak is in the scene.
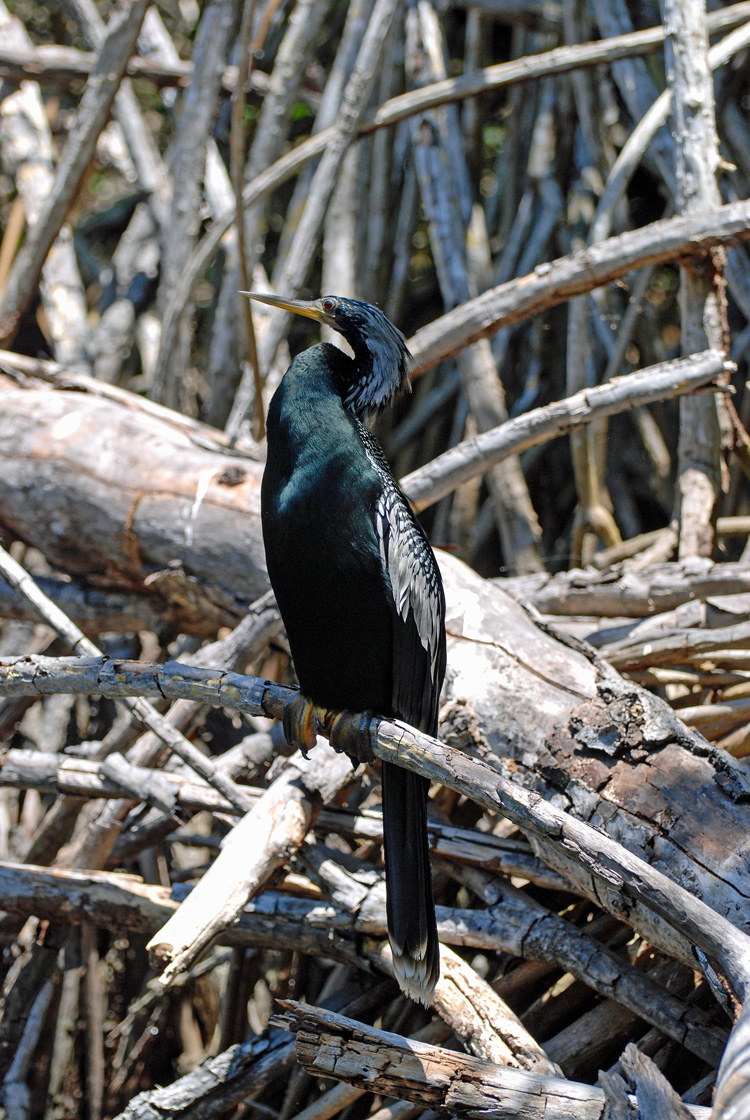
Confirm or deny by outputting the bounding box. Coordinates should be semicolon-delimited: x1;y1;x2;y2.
241;292;334;327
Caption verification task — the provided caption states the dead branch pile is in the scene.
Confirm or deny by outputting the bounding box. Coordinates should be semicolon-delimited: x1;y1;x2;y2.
2;0;750;1117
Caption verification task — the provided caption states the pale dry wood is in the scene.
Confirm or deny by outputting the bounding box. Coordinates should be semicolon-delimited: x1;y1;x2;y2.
272;0;370;299
228;0;263;438
4;3;748;107
112;982;394;1120
112;1031;296;1120
590;20;750;250
501;559;750;618
0;752;566;888
2;353;729;627
0;353;727;597
406;0;543;575
0;40;279;98
662;0;727;559
0;856;727;1064
0;3;89;370
543;957;695;1078
713;997;750;1120
0;385;265;633
601;618;750;671
146;742;355;985
161;0;341;401
402;350;730;509
407;200;750;375
62;0;170;221
152;0;239;410
158;2;750;362
437;944;552;1071
273;1001;711;1120
4;557;750;998
0;541;254;816
226;0;400;434
0;0;150;345
0;350;259;455
614;1042;696;1120
435;856;727;1066
0;41;176;89
590;517;750;570
105;587;282;784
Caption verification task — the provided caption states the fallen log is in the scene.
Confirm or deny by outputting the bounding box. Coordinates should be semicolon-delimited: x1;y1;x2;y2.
272;1000;712;1120
0;384;266;634
502;558;750;618
437;555;750;968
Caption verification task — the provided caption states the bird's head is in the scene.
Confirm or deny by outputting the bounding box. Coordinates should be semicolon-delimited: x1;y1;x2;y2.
243;292;412;421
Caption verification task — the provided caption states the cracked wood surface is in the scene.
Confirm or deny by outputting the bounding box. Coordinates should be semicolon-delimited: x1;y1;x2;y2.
273;1000;712;1120
437;555;750;968
1;539;749;979
0;385;266;633
3;554;750;981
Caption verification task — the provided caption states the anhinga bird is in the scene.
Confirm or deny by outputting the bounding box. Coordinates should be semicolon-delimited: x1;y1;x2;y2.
247;292;446;1004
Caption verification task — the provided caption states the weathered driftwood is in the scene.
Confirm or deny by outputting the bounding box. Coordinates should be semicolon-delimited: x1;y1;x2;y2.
4;548;750;989
0;537;256;817
0;354;730;636
408;198;750;375
146;740;356;985
663;0;726;561
434;556;750;977
406;0;544;575
502;558;750;618
0;857;724;1063
0;384;265;633
0;0;150;346
0;750;567;887
161;4;750;363
402;350;731;511
272;1001;712;1120
3;2;749;100
110;981;398;1120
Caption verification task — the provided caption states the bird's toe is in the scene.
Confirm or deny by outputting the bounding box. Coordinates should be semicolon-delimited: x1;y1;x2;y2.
326;709;375;765
282;693;319;756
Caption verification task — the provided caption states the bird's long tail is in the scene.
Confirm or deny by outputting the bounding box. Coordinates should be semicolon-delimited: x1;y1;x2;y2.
381;760;439;1005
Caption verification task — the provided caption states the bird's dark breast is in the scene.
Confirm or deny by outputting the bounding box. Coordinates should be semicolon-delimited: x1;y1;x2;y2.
262;350;395;715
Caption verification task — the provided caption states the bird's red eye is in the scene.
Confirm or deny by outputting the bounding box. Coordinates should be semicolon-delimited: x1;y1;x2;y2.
323;298;335;312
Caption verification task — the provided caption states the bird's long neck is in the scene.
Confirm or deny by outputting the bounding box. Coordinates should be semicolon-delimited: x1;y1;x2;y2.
267;345;355;457
335;329;400;421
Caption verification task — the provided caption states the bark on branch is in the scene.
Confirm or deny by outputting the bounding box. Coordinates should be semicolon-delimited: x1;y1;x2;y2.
273;1000;711;1120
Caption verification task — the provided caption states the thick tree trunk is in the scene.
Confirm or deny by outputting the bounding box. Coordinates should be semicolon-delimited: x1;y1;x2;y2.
0;383;266;634
438;554;750;963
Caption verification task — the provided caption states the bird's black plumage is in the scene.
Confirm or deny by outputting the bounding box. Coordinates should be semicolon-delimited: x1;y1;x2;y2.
254;293;446;1003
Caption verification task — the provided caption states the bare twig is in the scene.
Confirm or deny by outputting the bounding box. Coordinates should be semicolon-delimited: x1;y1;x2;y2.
0;3;89;369
0;0;149;345
146;743;355;986
152;0;239;409
0;543;254;815
406;0;543;575
407;200;750;375
158;3;750;378
401;350;731;510
229;0;263;437
661;0;728;558
225;0;400;434
3;655;750;997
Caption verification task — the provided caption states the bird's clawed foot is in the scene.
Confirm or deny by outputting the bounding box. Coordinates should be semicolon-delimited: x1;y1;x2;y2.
282;695;375;765
282;693;323;757
324;709;376;766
